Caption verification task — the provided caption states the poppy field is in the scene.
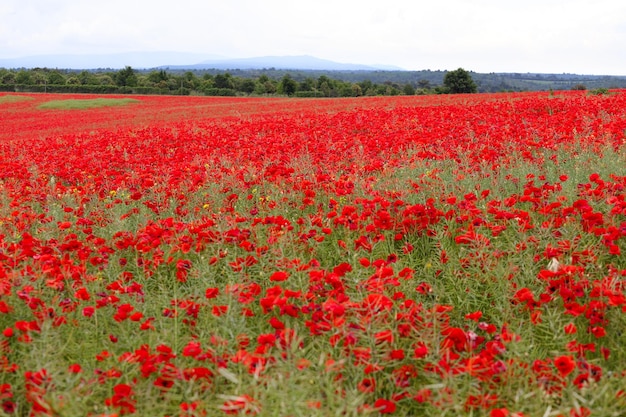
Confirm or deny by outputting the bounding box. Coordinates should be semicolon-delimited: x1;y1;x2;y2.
1;90;626;416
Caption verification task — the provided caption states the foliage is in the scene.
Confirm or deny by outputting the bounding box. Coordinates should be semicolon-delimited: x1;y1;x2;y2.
589;87;610;95
3;66;626;98
115;66;138;87
1;90;626;415
278;74;298;96
443;67;478;94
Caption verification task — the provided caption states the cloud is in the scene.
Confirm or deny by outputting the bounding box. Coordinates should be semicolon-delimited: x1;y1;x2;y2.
1;0;625;74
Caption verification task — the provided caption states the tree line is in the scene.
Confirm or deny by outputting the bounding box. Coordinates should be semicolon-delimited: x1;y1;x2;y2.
0;66;478;97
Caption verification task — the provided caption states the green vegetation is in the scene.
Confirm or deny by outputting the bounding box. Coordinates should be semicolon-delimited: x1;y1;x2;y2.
0;94;34;104
443;67;478;93
37;97;140;110
2;65;626;98
589;87;610;95
1;66;437;97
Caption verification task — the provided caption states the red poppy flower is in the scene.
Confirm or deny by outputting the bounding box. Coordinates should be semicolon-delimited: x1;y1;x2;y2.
269;271;289;282
465;311;483;322
205;287;220;299
358;377;376;393
564;323;577;334
554;355;576;377
414;343;429;359
374;398;396;414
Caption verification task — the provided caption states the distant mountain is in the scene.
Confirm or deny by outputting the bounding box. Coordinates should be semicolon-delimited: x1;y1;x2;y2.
0;52;403;71
161;55;404;71
0;52;226;69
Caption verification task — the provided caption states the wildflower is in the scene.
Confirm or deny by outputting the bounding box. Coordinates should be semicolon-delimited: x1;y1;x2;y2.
374;398;396;414
68;364;82;373
269;271;289;282
465;311;483;321
357;377;376;393
205;288;220;299
564;323;577;334
553;355;576;377
104;383;136;415
219;394;260;415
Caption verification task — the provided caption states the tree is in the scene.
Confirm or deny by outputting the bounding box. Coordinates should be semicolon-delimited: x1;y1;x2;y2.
443;68;477;94
298;77;315;92
97;74;115;86
31;71;48;86
239;79;257;94
115;66;138;87
182;71;199;90
147;70;169;84
214;73;234;89
255;76;276;95
279;74;297;96
0;69;15;86
402;84;416;95
417;79;431;89
78;70;99;85
358;80;373;95
48;71;67;85
15;70;33;85
66;76;81;85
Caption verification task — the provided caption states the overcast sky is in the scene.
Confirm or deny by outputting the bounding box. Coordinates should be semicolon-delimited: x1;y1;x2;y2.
1;0;625;74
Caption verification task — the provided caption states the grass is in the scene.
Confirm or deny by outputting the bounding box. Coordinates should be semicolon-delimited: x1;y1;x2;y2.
0;94;34;104
37;97;140;110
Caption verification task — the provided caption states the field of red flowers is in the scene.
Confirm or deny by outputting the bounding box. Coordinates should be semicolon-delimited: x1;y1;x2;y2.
1;90;626;416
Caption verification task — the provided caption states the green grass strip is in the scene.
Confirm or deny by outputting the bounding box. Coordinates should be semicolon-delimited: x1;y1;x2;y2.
0;94;35;104
37;98;140;110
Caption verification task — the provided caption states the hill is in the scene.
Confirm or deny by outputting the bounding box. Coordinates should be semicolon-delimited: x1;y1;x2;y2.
0;53;401;72
161;55;403;71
